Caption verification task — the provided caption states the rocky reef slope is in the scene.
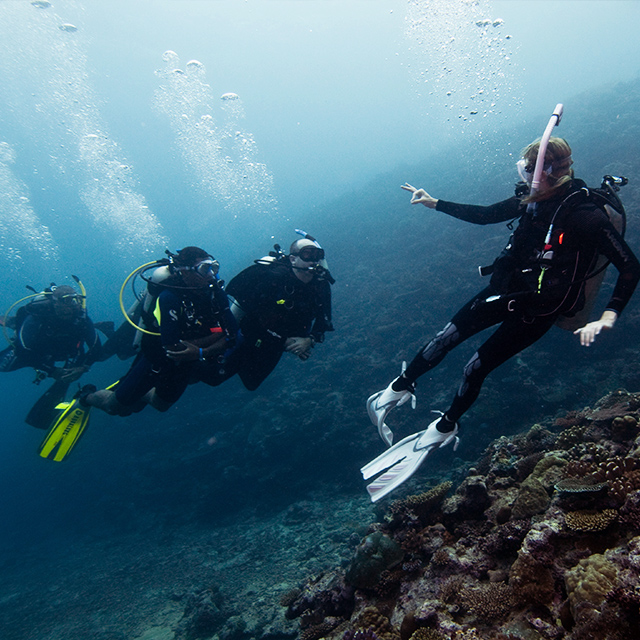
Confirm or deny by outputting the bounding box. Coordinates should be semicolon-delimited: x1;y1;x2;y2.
284;390;640;640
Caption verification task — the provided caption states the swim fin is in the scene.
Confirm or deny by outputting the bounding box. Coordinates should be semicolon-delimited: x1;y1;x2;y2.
25;379;70;430
38;397;91;461
361;415;459;502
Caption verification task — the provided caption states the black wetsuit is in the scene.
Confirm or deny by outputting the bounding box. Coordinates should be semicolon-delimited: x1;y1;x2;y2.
200;260;333;390
115;283;236;407
0;301;99;377
401;179;640;423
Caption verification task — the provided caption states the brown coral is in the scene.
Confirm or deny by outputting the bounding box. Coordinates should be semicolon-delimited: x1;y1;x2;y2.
555;423;587;449
374;568;404;599
388;482;453;524
564;508;617;532
595;457;640;503
564;459;598;478
430;547;456;569
279;588;301;607
300;616;344;640
352;606;400;640
300;617;344;640
409;629;446;640
611;414;639;441
511;476;549;518
439;575;465;604
509;555;555;606
459;582;514;621
564;554;618;618
554;409;588;430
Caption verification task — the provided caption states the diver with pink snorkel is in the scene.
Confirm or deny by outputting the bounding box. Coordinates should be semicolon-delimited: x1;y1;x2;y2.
362;104;640;502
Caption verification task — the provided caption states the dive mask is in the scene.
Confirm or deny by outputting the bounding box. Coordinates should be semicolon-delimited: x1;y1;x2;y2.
195;258;220;281
516;158;553;185
294;246;325;263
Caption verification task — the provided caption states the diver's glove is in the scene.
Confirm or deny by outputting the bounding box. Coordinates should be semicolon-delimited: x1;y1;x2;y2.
366;361;416;447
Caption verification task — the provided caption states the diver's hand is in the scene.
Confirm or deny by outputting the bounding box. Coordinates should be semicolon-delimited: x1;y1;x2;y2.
165;341;199;362
52;365;89;383
285;337;313;360
401;183;438;209
574;310;617;346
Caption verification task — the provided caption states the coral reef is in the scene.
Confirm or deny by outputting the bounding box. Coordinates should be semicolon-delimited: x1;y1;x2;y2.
564;508;617;532
345;532;404;589
387;482;453;527
285;390;640;639
564;553;618;617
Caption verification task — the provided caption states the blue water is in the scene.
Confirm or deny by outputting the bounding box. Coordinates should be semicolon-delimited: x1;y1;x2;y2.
1;1;640;638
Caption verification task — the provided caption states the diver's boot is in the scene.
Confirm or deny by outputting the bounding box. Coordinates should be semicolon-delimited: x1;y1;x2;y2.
414;412;460;452
366;362;416;446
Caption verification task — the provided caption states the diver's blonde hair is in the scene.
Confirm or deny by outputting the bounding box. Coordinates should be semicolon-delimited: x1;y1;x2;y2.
521;136;574;203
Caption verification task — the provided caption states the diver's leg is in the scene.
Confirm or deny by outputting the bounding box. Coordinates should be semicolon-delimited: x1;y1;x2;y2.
82;388;137;416
143;365;192;412
367;287;507;439
83;355;153;416
398;287;507;389
237;345;282;391
142;389;174;412
442;315;556;426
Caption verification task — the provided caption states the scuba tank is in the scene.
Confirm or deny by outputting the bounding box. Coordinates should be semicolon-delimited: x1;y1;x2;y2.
554;175;627;330
118;249;227;347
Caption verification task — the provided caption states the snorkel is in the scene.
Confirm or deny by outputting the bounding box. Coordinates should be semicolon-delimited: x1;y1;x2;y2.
530;103;564;195
295;228;322;250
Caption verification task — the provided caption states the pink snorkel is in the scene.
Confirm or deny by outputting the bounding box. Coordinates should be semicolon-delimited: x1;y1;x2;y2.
530;103;564;195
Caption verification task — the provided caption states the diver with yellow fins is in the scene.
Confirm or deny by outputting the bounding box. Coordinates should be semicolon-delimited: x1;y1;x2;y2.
42;247;238;460
0;276;108;435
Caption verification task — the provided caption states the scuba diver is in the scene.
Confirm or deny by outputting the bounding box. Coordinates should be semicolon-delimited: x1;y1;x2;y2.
199;231;334;391
1;281;99;383
362;107;640;502
0;279;104;429
38;247;237;462
81;246;238;416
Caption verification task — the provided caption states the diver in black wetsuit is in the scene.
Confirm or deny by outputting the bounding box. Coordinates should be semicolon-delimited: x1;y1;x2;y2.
367;137;640;450
0;284;100;383
82;247;237;415
199;236;334;391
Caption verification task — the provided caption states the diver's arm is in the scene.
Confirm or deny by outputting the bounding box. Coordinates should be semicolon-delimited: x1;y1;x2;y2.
401;183;521;225
573;207;640;346
597;224;640;316
435;197;522;225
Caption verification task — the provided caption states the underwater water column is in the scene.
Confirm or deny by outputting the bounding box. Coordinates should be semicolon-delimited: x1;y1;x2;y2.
154;51;279;223
0;142;59;268
0;0;167;258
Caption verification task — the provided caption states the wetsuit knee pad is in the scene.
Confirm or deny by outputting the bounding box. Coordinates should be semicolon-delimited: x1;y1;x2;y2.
452;351;485;417
421;322;460;364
